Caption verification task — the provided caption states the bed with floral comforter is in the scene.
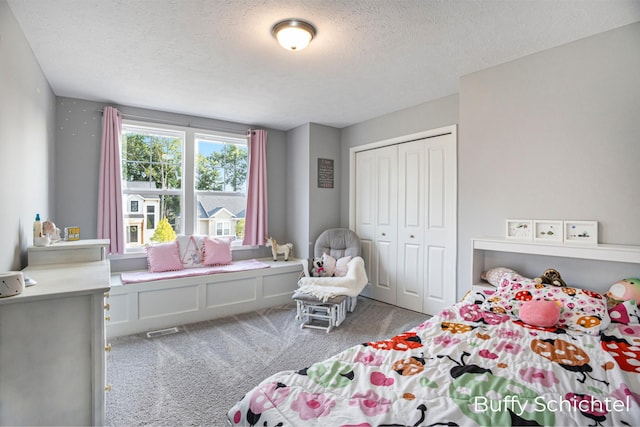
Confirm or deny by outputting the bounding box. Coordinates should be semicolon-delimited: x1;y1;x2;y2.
227;279;640;426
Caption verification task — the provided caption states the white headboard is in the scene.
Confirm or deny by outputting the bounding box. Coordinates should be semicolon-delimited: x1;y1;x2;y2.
471;238;640;294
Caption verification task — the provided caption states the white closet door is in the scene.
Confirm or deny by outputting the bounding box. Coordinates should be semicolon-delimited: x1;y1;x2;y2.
422;133;457;314
355;146;398;305
397;140;425;311
373;146;398;305
353;128;456;314
355;150;377;292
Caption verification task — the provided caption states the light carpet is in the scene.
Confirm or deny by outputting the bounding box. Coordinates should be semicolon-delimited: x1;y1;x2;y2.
105;296;429;426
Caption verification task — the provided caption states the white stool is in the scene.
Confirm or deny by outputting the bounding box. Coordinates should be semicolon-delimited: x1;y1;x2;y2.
293;292;347;333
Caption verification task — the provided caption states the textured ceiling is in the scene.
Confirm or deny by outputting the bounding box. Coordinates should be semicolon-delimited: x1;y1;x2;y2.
7;0;640;130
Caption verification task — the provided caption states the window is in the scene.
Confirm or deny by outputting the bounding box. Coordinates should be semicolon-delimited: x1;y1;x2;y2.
195;133;248;246
216;221;231;236
120;121;248;252
146;205;156;229
121;123;183;250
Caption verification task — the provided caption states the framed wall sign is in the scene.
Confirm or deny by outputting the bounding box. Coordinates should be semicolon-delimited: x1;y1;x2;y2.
505;219;533;240
533;220;563;242
317;158;334;189
564;220;598;244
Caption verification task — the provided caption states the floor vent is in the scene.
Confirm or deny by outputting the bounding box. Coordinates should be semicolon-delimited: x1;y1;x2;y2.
146;327;180;338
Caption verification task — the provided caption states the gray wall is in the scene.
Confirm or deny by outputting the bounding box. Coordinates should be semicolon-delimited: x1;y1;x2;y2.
309;123;341;254
0;0;56;271
458;22;640;296
286;124;311;258
339;94;459;226
54;97;289;256
285;123;341;259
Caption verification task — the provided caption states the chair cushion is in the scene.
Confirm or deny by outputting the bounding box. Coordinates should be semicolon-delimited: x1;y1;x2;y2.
292;290;346;304
314;228;361;259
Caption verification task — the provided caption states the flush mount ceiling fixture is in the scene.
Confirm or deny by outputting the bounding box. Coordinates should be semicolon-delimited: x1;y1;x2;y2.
271;19;316;51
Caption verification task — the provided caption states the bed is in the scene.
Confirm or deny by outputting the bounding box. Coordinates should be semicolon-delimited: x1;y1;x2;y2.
227;271;640;426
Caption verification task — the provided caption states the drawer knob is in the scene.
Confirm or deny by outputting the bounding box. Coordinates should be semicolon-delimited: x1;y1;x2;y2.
105;384;112;392
104;292;110;298
104;303;110;311
105;343;112;352
105;315;111;322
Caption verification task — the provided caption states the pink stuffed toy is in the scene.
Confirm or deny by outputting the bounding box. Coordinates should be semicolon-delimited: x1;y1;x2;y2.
519;300;561;328
607;278;640;307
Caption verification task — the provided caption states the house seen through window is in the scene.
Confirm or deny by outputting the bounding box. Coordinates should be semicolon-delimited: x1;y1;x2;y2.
121;122;248;252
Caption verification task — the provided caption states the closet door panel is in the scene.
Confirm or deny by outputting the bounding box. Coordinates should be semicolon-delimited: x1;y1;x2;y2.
428;148;445;228
397;141;425;311
397;243;422;311
425;246;446;301
423;134;457;314
372;146;398;305
355;150;377;292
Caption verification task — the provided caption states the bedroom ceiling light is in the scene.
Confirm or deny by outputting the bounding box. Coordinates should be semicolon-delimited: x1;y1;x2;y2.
271;19;316;51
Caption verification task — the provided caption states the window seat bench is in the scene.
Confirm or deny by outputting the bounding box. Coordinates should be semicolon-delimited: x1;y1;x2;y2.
107;258;303;338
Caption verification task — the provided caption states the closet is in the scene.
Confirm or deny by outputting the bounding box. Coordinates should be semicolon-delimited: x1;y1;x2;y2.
352;127;456;315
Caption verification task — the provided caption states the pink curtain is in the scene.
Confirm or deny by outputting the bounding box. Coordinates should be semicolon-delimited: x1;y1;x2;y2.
97;106;125;254
243;129;268;246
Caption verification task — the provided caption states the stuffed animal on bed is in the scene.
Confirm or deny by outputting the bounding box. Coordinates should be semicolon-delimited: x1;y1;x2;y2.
534;268;567;287
606;278;640;308
519;299;562;327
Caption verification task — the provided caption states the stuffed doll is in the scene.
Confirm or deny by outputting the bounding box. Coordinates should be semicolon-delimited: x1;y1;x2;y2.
606;278;640;308
534;268;567;287
310;257;327;277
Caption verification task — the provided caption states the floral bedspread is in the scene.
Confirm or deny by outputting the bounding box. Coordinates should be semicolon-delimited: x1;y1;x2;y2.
227;292;640;426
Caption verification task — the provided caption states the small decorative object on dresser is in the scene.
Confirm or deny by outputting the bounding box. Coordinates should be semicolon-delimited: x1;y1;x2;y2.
533;219;563;242
65;226;81;241
265;236;293;261
563;220;598;244
505;219;532;240
41;219;62;242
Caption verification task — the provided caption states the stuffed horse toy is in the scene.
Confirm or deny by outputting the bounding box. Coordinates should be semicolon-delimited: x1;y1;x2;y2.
265;236;293;261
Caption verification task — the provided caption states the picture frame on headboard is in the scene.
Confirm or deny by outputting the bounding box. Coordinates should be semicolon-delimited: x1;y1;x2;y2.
564;220;598;244
533;220;563;242
505;219;533;240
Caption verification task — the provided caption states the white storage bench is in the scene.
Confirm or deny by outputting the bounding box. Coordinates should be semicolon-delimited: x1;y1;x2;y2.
107;258;303;338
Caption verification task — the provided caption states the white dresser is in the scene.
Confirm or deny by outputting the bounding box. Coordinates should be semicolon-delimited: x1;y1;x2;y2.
0;239;110;426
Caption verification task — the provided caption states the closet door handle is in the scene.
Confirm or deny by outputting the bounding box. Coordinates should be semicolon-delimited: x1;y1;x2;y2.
410;235;415;238
381;232;386;236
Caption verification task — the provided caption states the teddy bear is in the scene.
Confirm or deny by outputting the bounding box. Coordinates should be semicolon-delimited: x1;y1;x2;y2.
310;257;329;277
534;268;567;287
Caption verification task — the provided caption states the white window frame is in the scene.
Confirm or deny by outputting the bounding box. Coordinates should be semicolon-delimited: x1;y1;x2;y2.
120;119;249;253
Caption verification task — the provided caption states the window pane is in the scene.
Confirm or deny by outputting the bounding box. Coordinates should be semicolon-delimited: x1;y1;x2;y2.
122;128;183;190
195;133;248;246
195;135;248;192
123;194;182;247
196;193;245;244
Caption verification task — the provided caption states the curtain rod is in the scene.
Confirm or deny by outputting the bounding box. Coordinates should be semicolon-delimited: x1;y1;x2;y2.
96;109;249;135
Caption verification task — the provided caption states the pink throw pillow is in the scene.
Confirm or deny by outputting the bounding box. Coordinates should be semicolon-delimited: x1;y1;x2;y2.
519;300;561;328
321;253;337;276
335;256;352;277
203;237;232;265
146;241;184;273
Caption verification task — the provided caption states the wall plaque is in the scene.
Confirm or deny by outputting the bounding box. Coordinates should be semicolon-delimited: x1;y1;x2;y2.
317;158;334;189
